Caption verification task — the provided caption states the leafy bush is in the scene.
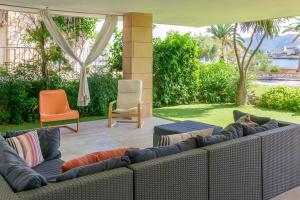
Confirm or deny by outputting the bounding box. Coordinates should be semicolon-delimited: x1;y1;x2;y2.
199;62;239;103
0;70;119;124
259;87;300;112
153;32;200;107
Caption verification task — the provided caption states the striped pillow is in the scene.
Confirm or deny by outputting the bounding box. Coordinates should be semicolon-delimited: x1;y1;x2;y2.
158;128;214;146
6;131;44;167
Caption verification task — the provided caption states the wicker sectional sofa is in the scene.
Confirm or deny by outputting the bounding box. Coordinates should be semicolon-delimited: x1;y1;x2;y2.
1;123;300;200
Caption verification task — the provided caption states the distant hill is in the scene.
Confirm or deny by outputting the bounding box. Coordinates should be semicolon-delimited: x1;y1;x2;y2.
244;34;300;51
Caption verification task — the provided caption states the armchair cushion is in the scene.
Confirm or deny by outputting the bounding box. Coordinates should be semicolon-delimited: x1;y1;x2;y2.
116;80;142;110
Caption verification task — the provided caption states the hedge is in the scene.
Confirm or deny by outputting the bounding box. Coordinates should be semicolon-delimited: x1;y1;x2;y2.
0;73;119;124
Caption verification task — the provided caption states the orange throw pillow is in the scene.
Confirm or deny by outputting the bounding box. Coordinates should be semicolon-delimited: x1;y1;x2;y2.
61;147;137;173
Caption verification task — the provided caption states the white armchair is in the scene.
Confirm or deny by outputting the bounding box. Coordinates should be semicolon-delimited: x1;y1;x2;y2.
108;80;143;128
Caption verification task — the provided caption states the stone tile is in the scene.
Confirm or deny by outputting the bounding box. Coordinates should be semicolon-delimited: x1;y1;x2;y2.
60;117;172;161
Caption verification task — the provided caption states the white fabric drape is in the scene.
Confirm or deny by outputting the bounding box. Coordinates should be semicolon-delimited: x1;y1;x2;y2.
40;9;118;106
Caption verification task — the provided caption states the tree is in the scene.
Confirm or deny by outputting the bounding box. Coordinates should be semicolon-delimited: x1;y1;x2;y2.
197;35;219;62
233;20;282;105
25;15;97;83
108;28;123;72
207;24;244;60
284;18;300;72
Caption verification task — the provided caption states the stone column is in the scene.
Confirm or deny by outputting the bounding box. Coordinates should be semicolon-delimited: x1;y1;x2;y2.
123;13;153;117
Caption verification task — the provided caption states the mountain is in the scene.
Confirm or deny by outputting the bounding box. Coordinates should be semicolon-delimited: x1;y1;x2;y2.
244;34;300;51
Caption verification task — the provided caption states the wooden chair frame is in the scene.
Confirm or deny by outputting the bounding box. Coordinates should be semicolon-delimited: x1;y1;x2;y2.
40;118;80;133
108;100;144;128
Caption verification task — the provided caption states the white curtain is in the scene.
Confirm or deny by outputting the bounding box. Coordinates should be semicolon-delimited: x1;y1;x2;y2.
40;9;118;106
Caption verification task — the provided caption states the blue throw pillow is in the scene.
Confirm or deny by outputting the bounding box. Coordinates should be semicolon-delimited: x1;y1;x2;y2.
5;128;61;161
243;119;279;136
196;123;244;147
55;156;130;182
126;138;197;164
0;136;47;192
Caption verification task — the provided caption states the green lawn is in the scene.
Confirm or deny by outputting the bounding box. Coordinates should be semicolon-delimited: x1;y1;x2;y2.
153;103;300;127
0;116;106;134
249;83;274;97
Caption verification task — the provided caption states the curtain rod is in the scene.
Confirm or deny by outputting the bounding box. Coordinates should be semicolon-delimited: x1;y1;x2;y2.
0;4;123;19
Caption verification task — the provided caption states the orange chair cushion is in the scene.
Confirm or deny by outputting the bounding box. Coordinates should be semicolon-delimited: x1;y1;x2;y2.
39;89;79;123
61;147;138;173
40;110;79;122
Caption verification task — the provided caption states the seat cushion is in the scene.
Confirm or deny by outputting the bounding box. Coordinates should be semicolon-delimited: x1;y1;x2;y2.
0;136;47;192
6;128;61;161
33;159;64;181
40;110;79;122
113;107;138;113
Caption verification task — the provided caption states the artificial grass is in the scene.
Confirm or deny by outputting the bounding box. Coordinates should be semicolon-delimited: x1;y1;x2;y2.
153;103;300;127
0;116;106;134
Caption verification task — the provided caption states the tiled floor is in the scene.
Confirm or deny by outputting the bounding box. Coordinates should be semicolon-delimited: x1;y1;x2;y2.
59;117;300;200
60;117;172;161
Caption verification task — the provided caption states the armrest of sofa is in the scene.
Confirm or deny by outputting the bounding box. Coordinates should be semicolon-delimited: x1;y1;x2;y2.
202;135;262;200
255;124;300;200
129;149;208;200
0;176;20;200
16;168;133;200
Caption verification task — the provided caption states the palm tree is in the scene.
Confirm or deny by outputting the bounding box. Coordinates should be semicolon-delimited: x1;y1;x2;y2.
207;24;244;60
284;18;300;72
233;19;282;105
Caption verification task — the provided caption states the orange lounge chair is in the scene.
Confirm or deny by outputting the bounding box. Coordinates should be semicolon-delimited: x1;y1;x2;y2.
39;89;79;132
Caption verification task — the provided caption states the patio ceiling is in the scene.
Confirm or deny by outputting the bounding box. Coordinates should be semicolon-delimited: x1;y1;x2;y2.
0;0;299;26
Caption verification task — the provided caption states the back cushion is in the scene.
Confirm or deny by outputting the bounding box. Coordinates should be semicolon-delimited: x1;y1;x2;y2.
6;128;61;161
6;131;44;167
117;80;142;109
61;147;137;173
159;128;213;146
243;120;279;136
56;156;131;182
126;138;197;164
0;136;47;192
233;110;271;125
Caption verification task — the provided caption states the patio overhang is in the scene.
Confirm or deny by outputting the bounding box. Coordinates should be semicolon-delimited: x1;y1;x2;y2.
0;0;300;26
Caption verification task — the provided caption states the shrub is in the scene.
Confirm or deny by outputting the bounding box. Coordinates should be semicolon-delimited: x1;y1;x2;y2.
153;32;200;107
0;71;119;124
259;87;300;112
198;62;239;103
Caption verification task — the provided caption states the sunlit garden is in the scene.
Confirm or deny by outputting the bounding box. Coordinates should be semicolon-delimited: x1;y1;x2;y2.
1;15;300;133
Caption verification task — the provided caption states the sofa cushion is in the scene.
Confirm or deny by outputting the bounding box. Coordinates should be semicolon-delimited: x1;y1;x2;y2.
5;128;61;161
196;123;244;147
33;159;64;181
243;120;279;136
236;114;259;127
158;128;213;146
55;156;130;182
233;110;271;125
6;131;44;167
61;147;137;173
126;138;197;164
0;136;47;192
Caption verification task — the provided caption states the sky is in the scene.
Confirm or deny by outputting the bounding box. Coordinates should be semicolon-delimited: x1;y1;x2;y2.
96;17;300;41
